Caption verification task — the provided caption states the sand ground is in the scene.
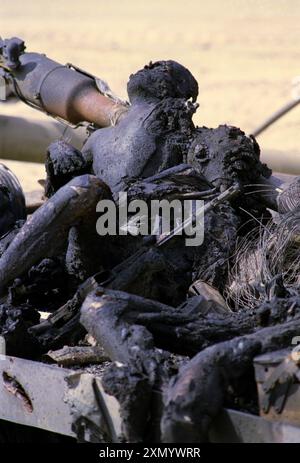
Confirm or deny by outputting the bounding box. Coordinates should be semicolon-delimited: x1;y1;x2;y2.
1;0;300;191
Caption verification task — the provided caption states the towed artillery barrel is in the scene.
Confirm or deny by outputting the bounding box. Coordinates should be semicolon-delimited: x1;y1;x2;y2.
0;37;128;128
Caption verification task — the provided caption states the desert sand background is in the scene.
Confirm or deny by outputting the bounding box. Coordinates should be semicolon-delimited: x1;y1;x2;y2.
1;0;300;191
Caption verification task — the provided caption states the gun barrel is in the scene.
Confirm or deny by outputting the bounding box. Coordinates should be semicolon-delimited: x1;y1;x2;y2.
10;52;127;127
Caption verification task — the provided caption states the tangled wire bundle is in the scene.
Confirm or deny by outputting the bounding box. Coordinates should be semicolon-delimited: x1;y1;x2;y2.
226;210;300;310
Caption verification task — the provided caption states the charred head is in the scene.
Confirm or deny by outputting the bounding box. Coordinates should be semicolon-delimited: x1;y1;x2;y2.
187;125;272;190
127;60;199;103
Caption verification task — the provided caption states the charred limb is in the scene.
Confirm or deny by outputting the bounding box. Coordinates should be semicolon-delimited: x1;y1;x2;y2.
80;288;171;442
161;315;300;443
0;175;110;294
80;287;299;356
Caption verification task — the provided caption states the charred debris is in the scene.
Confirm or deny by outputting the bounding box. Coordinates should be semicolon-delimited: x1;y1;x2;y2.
0;41;300;442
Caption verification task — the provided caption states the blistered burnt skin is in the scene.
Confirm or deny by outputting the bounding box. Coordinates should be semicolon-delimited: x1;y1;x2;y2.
127;60;198;103
8;258;70;312
192;203;240;291
0;164;26;237
83;60;198;192
45;141;92;197
187;125;272;190
0;302;40;358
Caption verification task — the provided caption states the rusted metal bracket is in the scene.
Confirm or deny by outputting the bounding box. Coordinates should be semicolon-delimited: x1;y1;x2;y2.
254;349;300;426
210;409;300;443
0;355;121;441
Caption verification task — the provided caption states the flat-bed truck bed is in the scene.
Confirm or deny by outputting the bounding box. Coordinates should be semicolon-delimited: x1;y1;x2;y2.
1;355;300;443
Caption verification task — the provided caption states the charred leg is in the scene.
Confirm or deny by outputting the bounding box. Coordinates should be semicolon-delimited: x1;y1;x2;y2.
0;175;110;294
161;316;300;443
81;288;170;442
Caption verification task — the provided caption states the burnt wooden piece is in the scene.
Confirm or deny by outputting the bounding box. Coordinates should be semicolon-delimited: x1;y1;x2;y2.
46;345;109;367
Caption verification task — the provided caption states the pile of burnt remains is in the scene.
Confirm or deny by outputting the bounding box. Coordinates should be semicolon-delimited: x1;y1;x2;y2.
0;59;300;443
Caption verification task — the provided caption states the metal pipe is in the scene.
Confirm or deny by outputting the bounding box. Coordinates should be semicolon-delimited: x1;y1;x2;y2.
251;97;300;138
0;114;86;163
9;52;128;128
